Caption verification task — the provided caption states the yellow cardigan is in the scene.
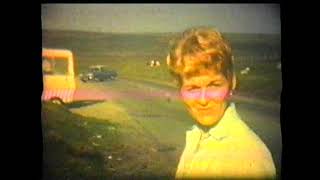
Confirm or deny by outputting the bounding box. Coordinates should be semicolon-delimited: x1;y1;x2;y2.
175;103;276;179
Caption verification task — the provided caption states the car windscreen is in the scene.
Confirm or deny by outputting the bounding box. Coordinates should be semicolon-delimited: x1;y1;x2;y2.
90;67;104;72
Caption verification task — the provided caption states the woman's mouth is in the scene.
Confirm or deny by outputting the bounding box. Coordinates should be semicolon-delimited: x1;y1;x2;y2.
196;106;214;112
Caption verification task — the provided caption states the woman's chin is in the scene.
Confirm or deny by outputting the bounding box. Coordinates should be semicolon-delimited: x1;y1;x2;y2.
196;116;220;127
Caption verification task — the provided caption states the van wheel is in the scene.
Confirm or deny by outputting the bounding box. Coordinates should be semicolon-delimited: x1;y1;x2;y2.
81;78;87;83
50;98;64;105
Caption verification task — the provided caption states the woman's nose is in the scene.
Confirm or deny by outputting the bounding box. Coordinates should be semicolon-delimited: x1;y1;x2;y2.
199;88;209;106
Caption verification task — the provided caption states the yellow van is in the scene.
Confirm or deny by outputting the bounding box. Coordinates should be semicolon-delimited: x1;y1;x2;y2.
42;48;76;104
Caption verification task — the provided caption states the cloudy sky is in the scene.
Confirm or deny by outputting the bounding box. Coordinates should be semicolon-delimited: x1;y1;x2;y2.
41;4;280;34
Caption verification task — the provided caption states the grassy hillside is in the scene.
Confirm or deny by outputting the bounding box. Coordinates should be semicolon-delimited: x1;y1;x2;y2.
42;102;184;180
42;95;281;179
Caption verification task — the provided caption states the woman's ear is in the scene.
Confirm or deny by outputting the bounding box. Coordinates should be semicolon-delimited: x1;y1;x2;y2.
230;56;237;91
231;72;237;90
166;54;171;66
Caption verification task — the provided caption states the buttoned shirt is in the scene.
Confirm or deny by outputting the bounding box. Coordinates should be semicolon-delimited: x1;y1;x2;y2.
175;103;276;179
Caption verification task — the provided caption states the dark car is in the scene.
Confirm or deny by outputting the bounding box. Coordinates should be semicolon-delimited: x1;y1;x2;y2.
80;65;118;82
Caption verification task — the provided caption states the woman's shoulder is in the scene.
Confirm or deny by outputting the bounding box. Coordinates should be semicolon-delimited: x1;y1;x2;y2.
230;108;275;167
227;103;271;150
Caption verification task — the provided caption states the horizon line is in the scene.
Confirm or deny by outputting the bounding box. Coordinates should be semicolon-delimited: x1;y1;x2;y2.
42;28;281;35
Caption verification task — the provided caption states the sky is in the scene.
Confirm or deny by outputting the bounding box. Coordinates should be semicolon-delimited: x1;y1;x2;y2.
41;4;280;34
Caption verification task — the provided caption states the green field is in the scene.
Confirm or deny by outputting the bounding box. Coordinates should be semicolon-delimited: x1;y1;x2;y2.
42;29;281;102
42;30;282;179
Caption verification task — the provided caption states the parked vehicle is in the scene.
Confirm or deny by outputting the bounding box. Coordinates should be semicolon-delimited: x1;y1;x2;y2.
80;65;118;82
42;48;76;104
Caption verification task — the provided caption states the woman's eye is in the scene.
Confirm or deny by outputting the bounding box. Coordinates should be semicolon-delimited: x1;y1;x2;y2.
209;83;222;87
186;87;198;91
183;86;198;92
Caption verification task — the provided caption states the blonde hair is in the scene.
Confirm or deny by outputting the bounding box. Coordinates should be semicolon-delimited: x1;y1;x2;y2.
167;27;234;86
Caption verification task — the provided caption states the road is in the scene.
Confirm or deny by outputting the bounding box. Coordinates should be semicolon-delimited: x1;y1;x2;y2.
73;77;280;122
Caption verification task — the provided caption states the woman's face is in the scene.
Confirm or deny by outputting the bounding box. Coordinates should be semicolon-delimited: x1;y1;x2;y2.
180;70;231;127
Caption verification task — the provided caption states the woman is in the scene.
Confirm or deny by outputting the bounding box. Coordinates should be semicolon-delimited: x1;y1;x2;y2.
166;27;276;179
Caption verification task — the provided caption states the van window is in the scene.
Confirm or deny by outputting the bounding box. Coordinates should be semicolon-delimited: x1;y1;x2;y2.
42;57;69;75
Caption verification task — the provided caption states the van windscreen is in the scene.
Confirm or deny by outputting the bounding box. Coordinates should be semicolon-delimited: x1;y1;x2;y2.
42;57;69;75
